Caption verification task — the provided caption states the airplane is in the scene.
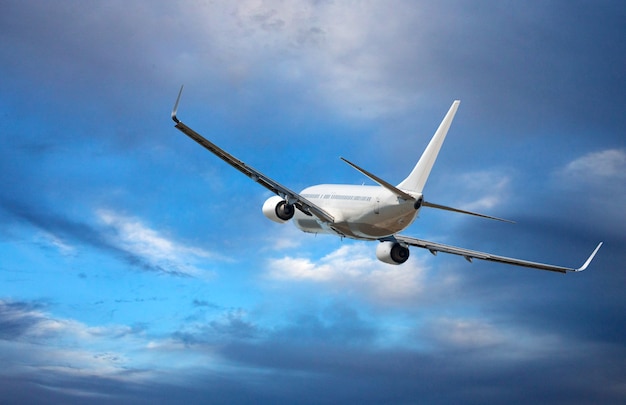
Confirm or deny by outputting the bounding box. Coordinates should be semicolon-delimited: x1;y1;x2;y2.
170;86;602;273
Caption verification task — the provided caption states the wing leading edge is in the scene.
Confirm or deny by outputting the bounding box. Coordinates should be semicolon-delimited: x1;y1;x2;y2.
171;86;334;224
394;235;603;273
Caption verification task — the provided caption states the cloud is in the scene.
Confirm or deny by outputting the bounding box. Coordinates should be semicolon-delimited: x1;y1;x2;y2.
97;209;216;278
0;200;217;277
552;149;626;233
456;170;512;212
426;169;513;222
172;301;626;405
0;199;121;259
174;307;261;345
0;299;230;403
0;300;48;341
559;149;626;182
34;231;77;257
3;296;626;404
170;0;440;119
266;243;431;304
261;223;305;251
0;300;140;378
422;317;506;350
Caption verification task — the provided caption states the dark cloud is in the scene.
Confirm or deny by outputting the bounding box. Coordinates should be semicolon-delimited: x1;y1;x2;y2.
173;308;260;346
418;0;626;136
156;300;626;403
0;1;180;94
216;308;626;403
1;298;625;404
0;373;153;405
270;301;378;345
191;299;221;309
0;300;48;340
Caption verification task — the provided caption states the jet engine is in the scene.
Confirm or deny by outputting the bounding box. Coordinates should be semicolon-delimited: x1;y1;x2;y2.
376;241;410;265
262;196;295;223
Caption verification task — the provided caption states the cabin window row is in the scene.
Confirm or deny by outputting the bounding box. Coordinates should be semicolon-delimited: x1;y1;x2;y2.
302;193;372;202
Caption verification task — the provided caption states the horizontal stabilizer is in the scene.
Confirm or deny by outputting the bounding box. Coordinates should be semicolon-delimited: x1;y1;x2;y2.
340;157;416;201
423;201;515;223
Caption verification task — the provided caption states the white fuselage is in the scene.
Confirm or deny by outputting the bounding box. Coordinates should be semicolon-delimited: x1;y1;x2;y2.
294;184;421;240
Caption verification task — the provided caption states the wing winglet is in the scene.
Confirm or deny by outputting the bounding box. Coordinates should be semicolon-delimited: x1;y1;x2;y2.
172;85;184;123
574;242;603;272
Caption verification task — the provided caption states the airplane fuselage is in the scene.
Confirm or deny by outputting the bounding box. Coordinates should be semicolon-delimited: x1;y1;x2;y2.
294;184;421;240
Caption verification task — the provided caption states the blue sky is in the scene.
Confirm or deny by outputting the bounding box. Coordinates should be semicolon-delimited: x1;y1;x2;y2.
1;1;625;403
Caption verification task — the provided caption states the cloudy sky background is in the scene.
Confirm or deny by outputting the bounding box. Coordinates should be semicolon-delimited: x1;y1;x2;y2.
1;1;625;403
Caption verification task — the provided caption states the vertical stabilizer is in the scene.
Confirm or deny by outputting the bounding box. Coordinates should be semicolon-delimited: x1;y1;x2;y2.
397;100;460;193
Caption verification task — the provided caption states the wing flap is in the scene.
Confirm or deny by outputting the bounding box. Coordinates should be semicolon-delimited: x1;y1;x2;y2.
395;235;602;273
172;86;334;224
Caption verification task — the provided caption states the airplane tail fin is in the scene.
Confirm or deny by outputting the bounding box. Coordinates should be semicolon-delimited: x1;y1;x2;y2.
397;100;460;193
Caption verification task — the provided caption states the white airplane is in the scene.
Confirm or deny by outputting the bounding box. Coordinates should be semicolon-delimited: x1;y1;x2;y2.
171;87;602;273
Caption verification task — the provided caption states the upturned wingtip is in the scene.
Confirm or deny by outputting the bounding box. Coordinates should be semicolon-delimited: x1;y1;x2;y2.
172;85;184;123
575;242;603;272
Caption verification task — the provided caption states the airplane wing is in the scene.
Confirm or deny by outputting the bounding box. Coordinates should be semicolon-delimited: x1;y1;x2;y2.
171;86;334;224
394;234;603;273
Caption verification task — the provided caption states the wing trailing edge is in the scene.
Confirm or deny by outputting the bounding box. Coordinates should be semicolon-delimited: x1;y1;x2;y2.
395;235;603;273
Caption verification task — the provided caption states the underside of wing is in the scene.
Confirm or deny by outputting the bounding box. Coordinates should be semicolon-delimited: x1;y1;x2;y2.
171;86;334;225
394;234;603;273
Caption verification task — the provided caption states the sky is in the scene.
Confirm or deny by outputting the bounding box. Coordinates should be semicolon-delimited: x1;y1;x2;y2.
1;0;625;403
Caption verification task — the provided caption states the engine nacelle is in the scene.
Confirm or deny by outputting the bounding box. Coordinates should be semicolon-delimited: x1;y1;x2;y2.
376;241;410;265
262;196;295;223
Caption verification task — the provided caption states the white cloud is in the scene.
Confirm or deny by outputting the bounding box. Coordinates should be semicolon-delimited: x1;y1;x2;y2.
266;243;430;304
261;223;305;251
35;231;76;256
437;170;512;213
461;171;510;212
97;209;216;277
554;149;626;229
560;149;626;182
